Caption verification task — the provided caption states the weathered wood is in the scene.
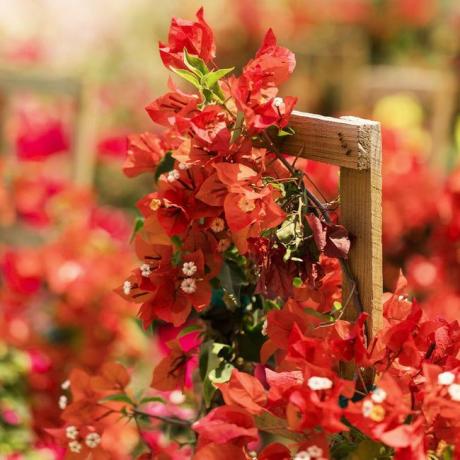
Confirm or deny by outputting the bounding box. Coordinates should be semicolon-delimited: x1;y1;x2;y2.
282;111;375;170
283;111;383;338
339;119;383;337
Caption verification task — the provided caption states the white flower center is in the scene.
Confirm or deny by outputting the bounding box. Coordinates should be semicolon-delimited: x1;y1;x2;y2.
294;451;311;460
140;263;152;277
169;390;186;405
438;371;455;386
68;440;82;453
182;261;197;277
261;319;268;336
180;278;197;294
85;432;101;448
217;238;231;252
238;196;256;213
167;169;180;182
273;97;284;108
448;383;460;401
65;426;78;440
307;445;323;457
307;376;333;391
150;198;162;211
123;280;132;295
59;395;68;410
362;399;374;417
210;217;225;233
371;387;387;403
179;162;190;170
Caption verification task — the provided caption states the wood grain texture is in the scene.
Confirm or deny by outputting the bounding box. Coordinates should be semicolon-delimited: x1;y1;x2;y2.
339;121;383;337
280;111;374;170
284;111;383;338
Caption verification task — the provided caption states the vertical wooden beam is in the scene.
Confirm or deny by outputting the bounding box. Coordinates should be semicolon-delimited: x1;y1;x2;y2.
339;117;383;338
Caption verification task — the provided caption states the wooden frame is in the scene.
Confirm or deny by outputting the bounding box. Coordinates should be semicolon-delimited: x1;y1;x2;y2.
283;111;383;338
0;69;97;186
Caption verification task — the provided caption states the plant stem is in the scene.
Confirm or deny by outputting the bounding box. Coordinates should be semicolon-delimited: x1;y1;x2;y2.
132;409;192;427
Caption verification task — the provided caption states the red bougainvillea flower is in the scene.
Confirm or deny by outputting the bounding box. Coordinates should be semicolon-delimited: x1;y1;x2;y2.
123;132;165;177
159;7;216;69
15;109;69;161
145;78;200;133
151;332;200;391
192;406;259;447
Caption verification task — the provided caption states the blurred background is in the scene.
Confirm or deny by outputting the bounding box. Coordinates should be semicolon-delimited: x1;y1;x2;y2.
0;0;459;458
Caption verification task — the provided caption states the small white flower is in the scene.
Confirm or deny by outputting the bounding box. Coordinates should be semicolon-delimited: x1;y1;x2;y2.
61;379;70;390
362;399;374;417
179;162;190;170
140;263;152;277
261;319;268;336
169;390;186;405
448;383;460;401
371;387;387;403
59;395;68;410
273;97;284;108
307;445;323;457
65;426;78;440
85;432;101;448
217;238;231;252
123;280;132;295
210;217;225;233
182;261;197;277
180;278;196;294
237;196;255;213
68;440;82;453
307;376;333;391
438;371;455;386
167;170;180;183
294;451;311;460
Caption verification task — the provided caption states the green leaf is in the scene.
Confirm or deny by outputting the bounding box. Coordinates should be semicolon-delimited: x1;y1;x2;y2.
129;216;144;243
171;67;201;90
292;277;302;288
171;250;182;267
278;127;295;137
203;376;217;407
154;151;175;182
183;48;209;76
208;361;233;384
231;111;245;144
139;396;166;405
100;393;133;405
178;324;203;337
202;67;234;88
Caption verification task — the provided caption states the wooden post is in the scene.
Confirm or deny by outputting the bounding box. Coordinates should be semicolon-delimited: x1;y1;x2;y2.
282;111;383;338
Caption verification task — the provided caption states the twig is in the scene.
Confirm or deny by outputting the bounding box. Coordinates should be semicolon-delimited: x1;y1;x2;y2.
261;130;367;336
132;409;192;427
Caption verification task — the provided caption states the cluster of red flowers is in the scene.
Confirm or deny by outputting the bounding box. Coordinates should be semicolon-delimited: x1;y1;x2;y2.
0;173;145;458
39;7;460;460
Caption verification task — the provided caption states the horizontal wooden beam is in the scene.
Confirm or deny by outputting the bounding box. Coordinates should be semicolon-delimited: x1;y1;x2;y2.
280;110;380;170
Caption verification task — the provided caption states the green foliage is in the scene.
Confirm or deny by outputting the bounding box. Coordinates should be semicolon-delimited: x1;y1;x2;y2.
154;151;175;182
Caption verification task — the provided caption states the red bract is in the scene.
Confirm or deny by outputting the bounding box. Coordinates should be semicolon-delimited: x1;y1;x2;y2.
192;406;258;447
159;7;216;69
123;132;165;177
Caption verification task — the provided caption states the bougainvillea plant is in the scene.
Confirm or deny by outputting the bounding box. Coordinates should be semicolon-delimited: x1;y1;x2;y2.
51;8;460;460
